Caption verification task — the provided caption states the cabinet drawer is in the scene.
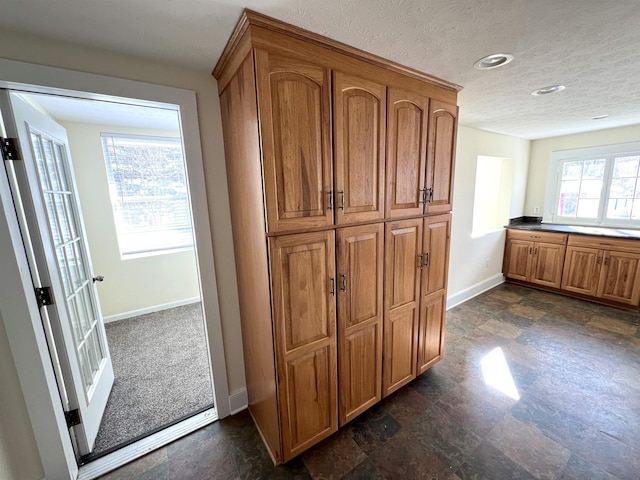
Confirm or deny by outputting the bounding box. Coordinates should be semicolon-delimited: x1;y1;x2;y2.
507;229;567;245
567;234;640;254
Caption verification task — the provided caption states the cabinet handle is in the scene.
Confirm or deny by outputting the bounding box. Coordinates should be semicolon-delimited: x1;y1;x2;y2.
339;190;345;211
529;247;533;255
604;256;609;266
596;256;602;265
534;248;538;255
418;188;427;205
327;190;334;211
330;277;335;296
427;187;433;204
423;252;429;268
340;274;347;292
417;254;423;268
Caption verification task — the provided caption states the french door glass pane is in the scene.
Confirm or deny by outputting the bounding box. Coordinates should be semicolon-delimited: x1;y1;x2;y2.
30;130;106;395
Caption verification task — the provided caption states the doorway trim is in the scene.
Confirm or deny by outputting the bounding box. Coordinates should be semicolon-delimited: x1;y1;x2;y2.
0;58;230;480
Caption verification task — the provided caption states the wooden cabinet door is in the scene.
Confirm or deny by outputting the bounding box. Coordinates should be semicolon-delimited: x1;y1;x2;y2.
269;231;337;460
256;51;333;233
530;242;566;288
337;224;383;425
422;214;451;296
416;215;450;374
596;251;640;306
417;292;446;374
385;88;428;219
504;240;533;281
426;100;457;214
333;72;386;225
561;246;601;296
383;218;422;397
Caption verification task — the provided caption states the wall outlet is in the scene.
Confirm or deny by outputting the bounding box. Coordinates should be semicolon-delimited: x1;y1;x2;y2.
533;206;540;214
485;257;490;268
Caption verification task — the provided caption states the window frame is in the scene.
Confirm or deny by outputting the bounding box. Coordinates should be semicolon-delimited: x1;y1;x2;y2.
543;142;640;228
100;132;195;258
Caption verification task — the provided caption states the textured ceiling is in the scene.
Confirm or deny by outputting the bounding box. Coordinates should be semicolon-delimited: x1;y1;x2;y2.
2;0;640;139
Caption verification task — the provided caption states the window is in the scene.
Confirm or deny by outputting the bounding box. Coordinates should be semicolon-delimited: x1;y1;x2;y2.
101;134;193;256
472;156;513;237
544;142;640;227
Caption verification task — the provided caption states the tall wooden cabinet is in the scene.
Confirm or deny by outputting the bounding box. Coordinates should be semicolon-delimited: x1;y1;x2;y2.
214;9;460;463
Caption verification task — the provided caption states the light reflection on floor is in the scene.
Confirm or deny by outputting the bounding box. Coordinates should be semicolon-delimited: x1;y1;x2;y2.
480;347;520;400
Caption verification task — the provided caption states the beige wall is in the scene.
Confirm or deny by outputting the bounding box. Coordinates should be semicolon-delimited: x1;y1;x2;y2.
525;125;640;216
0;29;245;480
61;121;200;318
448;126;530;301
0;313;44;480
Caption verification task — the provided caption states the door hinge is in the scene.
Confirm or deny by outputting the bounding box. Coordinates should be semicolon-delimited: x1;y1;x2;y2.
65;408;82;428
34;286;54;306
0;137;21;161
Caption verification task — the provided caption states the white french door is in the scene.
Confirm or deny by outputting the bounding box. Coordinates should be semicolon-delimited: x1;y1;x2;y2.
0;90;114;456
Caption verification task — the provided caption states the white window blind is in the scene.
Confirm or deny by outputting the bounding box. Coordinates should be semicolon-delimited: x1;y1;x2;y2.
101;134;193;256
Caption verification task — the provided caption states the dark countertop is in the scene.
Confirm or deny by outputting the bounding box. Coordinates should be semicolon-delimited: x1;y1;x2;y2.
507;219;640;240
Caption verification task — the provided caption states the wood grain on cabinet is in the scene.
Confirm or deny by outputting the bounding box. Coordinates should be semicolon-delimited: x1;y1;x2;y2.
596;250;640;306
383;218;422;396
561;246;601;296
417;292;446;374
337;224;383;425
219;54;281;463
504;230;567;289
269;231;338;460
417;214;450;374
385;88;429;219
426;101;457;214
530;242;566;288
504;240;533;282
333;72;386;225
256;50;333;233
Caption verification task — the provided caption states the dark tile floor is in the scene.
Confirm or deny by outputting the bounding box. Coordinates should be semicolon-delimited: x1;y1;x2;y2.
100;284;640;480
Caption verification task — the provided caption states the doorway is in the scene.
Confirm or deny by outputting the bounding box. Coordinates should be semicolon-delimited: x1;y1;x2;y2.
3;60;228;480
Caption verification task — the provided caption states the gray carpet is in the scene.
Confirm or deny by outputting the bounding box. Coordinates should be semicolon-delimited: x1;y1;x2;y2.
92;302;214;455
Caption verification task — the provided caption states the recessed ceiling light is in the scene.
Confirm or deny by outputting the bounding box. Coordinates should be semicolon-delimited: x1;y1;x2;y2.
531;85;566;96
474;53;514;70
591;114;609;120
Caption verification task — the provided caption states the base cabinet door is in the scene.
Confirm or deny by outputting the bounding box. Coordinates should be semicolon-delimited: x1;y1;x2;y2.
337;224;384;425
597;250;640;306
269;231;338;460
530;242;566;288
504;240;533;281
383;218;422;396
561;246;601;296
417;292;446;374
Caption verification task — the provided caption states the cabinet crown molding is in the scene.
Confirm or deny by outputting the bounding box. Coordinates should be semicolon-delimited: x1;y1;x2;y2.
213;9;463;94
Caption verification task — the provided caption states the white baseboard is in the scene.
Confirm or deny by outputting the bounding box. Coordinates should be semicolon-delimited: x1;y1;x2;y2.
447;274;505;310
103;297;201;323
228;388;248;415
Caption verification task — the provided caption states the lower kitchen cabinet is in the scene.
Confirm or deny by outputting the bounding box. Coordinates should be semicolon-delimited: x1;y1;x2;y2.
562;236;640;306
505;229;640;309
503;230;567;289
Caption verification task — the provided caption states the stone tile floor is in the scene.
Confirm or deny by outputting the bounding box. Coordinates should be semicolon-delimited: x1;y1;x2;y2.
100;284;640;479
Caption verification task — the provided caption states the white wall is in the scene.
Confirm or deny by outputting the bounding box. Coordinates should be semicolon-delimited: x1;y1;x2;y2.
525;124;640;216
61;121;200;318
0;29;245;480
448;126;530;306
